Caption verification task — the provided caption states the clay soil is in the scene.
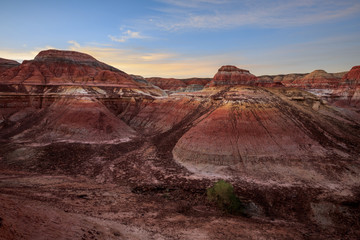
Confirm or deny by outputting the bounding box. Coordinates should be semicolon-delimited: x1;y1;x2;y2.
0;138;357;240
1;87;359;239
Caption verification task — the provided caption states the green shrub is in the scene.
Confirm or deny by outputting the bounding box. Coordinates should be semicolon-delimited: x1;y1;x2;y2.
207;180;245;215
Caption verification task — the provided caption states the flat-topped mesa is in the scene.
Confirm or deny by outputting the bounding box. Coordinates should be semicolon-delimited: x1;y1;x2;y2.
218;65;251;73
35;49;97;62
33;49;119;71
207;65;259;87
0;58;20;73
0;49;138;86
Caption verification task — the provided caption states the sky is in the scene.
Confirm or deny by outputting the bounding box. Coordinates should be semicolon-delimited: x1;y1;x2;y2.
0;0;360;78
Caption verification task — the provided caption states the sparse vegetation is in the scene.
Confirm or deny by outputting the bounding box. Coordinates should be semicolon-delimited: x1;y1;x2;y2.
207;180;245;215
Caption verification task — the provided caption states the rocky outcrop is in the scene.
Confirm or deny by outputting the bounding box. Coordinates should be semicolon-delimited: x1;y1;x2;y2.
172;86;360;186
207;65;258;87
10;97;138;144
332;65;360;107
279;73;307;86
120;97;208;135
254;75;284;87
267;71;347;89
263;70;352;107
332;71;348;79
0;50;144;89
0;58;20;74
341;65;360;86
258;74;306;87
1;52;360;238
0;50;165;143
129;75;167;96
182;78;211;86
145;77;211;92
34;49;104;64
286;70;342;89
145;77;187;91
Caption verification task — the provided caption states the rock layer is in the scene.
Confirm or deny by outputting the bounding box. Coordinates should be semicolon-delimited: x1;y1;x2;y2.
146;77;187;91
286;70;341;89
146;77;211;92
0;50;165;143
207;65;258;87
333;65;360;107
341;65;360;86
0;49;148;89
1;51;360;238
12;97;138;144
172;86;360;185
0;57;20;73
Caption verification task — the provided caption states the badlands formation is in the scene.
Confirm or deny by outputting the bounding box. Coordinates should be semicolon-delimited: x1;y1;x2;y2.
0;58;20;73
0;50;359;239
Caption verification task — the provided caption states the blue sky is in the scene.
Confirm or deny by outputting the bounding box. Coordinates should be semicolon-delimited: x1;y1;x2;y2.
1;0;359;77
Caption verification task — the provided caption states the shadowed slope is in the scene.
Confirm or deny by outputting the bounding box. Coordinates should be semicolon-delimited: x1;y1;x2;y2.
9;96;138;144
0;58;20;74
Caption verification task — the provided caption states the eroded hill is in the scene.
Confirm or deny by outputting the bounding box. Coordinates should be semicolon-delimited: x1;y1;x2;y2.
0;50;359;239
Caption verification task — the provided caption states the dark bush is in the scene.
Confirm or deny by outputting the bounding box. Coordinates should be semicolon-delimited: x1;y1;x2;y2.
207;180;245;215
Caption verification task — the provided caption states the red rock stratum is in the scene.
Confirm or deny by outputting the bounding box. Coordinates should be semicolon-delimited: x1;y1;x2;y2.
330;65;360;108
146;77;211;92
0;52;359;239
0;57;20;73
207;65;258;87
288;70;341;89
0;49;152;90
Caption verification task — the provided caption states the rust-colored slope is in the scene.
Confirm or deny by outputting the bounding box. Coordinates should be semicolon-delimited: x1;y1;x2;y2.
172;86;360;185
208;65;283;87
333;65;360;107
117;97;211;136
145;77;211;92
0;50;158;93
8;96;138;144
145;77;187;91
1;52;360;238
207;65;258;87
0;57;20;74
288;70;341;89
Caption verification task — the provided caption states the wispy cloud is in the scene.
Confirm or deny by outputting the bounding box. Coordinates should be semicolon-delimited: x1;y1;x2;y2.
68;40;80;48
1;32;358;78
1;42;214;77
66;35;359;77
108;29;148;43
66;41;222;77
154;0;360;30
232;32;360;75
157;0;230;8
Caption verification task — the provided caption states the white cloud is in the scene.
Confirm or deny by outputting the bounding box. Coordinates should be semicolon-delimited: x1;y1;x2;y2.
108;35;126;43
109;30;148;43
68;40;80;48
